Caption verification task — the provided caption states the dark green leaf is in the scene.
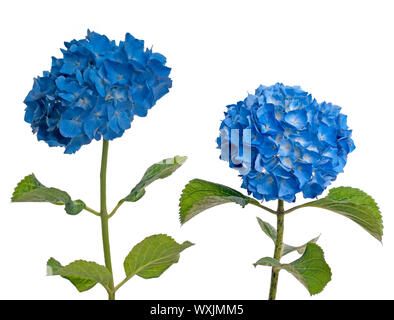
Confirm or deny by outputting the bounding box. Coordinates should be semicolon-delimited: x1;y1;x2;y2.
254;243;332;295
296;187;383;241
121;156;187;203
12;174;85;215
47;258;112;292
47;258;97;292
179;179;263;224
257;217;319;257
123;234;193;280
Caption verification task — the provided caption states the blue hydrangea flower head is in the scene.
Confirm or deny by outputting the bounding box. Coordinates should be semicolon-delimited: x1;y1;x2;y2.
217;83;355;202
24;30;172;153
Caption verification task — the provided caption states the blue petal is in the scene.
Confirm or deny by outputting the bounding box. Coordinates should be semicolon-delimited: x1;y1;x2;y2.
278;138;293;157
302;149;320;164
271;162;292;178
55;76;80;93
284;110;308;129
323;145;337;156
149;52;166;64
117;111;132;130
88;71;106;97
293;162;312;188
278;176;299;200
24;105;36;123
257;136;278;158
148;59;171;77
104;60;131;85
152;77;172;100
60;62;76;75
109;117;121;133
86;31;111;55
124;33;146;66
59;92;76;102
65;135;90;154
317;123;337;147
279;156;293;170
83;116;101;139
302;181;324;198
76;69;84;85
256;174;278;197
59;119;83;138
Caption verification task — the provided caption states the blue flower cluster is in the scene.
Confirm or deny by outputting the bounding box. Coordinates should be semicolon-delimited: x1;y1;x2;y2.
217;83;355;202
24;30;172;153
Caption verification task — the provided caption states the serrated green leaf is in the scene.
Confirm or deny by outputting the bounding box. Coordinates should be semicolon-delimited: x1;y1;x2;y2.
257;217;319;257
47;258;97;292
121;156;187;203
12;174;85;215
12;174;70;203
179;179;263;224
123;234;193;280
47;258;112;292
254;243;332;295
298;187;383;241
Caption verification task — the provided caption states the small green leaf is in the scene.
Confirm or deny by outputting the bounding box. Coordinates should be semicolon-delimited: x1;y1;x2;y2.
123;234;193;280
179;179;262;224
298;187;383;241
12;174;70;203
254;243;332;295
12;174;85;215
47;258;112;292
121;156;187;203
257;217;319;257
47;258;97;292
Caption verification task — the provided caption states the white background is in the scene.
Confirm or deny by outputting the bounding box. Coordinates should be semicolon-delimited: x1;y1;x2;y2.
0;0;393;300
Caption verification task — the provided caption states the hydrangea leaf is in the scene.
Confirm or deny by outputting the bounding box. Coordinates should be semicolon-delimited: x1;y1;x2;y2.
47;258;97;292
120;156;187;203
11;174;85;215
179;179;266;224
256;217;320;257
47;258;112;292
123;234;193;280
294;187;383;241
254;243;332;295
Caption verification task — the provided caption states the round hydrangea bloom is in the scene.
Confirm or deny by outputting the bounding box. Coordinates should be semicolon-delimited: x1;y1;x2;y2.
217;83;355;202
24;30;172;153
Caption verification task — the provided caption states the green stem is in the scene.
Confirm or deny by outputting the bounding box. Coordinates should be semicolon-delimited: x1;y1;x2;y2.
114;277;128;292
108;201;123;218
268;199;284;300
84;205;100;216
283;201;314;215
100;140;115;300
251;201;277;215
